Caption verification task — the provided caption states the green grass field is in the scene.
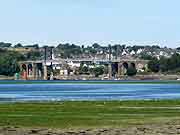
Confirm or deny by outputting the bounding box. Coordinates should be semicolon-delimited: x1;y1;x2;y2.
0;100;180;128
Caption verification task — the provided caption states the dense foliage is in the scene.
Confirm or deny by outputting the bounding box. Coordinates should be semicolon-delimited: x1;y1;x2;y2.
148;58;160;73
56;43;82;58
26;51;41;60
79;64;105;77
126;66;137;76
148;53;180;73
0;42;12;48
92;66;105;77
0;49;25;76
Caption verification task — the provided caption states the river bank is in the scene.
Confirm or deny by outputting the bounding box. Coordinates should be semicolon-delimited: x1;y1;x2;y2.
1;80;180;85
1;74;180;81
0;75;14;80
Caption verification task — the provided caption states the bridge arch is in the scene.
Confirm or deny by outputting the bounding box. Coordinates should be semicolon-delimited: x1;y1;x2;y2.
130;62;136;68
21;64;27;71
122;62;129;69
27;64;33;76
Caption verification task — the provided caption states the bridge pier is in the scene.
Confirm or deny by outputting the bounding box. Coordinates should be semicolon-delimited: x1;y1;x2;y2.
19;62;46;80
43;64;48;80
117;62;129;77
118;63;122;77
32;63;36;80
108;63;112;79
20;63;28;80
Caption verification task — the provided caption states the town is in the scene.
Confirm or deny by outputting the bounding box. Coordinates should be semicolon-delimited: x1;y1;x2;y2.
0;42;180;80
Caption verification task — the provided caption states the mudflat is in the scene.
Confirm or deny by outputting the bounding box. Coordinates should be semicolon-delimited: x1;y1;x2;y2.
1;124;180;135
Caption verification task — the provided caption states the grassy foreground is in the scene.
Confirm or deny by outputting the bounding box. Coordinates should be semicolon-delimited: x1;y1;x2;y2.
0;100;180;128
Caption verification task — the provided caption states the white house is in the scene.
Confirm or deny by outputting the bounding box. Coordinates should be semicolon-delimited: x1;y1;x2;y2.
67;61;81;68
137;49;143;54
130;50;136;55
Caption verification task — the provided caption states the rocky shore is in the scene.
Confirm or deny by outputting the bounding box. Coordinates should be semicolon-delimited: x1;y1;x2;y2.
1;124;180;135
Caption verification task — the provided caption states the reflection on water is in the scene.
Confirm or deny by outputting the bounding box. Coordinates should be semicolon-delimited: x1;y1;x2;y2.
0;82;180;102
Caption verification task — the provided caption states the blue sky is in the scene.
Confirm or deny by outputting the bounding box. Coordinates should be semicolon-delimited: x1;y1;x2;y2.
0;0;180;47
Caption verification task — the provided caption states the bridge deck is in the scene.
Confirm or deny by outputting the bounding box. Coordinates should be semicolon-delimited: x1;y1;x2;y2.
19;58;149;64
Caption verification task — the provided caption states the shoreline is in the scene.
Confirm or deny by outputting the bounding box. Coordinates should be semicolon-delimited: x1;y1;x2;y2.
1;80;180;84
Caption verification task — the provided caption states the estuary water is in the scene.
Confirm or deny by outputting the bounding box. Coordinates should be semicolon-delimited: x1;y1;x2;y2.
0;81;180;102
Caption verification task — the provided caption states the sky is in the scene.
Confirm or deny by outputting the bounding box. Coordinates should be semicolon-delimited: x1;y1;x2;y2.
0;0;180;48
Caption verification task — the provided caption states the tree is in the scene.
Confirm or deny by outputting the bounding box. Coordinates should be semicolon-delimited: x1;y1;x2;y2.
0;42;12;48
92;43;101;49
26;51;41;60
25;44;39;49
170;53;180;68
146;53;180;73
56;43;82;58
81;66;89;74
79;64;89;74
148;58;160;73
159;57;168;72
93;66;104;77
14;43;23;48
140;54;153;60
131;45;145;52
89;48;97;55
152;45;160;49
0;51;25;76
126;67;137;76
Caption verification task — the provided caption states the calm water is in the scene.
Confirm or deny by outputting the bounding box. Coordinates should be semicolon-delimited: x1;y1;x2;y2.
0;81;180;102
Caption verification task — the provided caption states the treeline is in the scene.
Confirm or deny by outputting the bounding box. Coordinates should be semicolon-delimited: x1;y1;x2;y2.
0;42;39;49
1;41;177;59
55;43;168;59
148;53;180;73
0;41;162;49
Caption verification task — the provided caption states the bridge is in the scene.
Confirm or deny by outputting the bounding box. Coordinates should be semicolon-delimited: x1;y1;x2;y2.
19;58;149;80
